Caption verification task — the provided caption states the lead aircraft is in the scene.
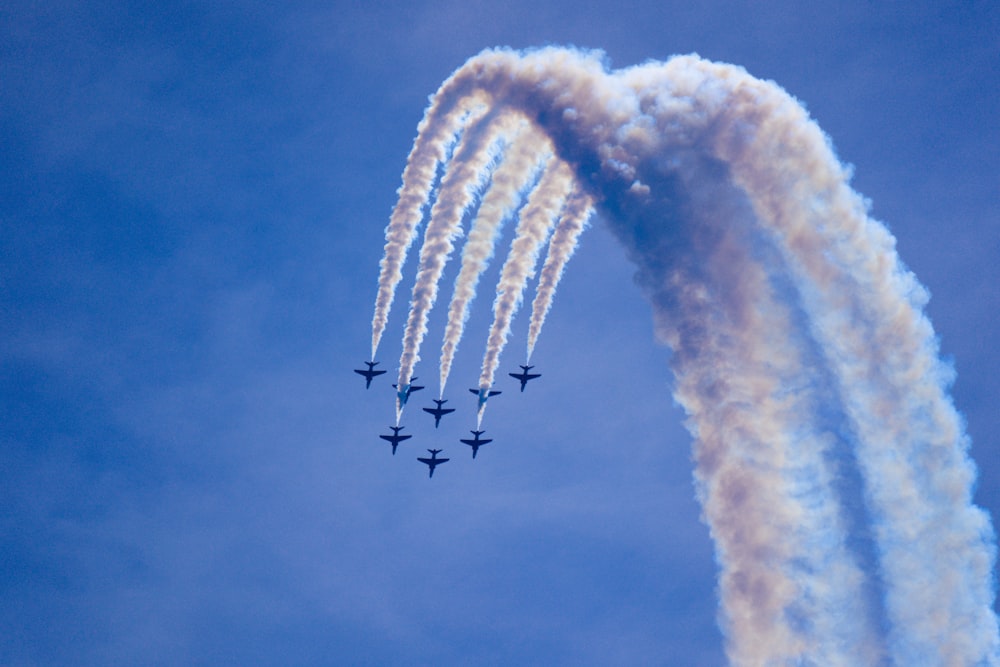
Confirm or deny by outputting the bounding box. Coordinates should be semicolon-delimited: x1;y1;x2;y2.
417;449;449;478
354;361;386;389
508;365;541;391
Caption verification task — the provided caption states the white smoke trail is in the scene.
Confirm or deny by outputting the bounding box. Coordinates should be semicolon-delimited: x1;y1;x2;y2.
697;62;1000;664
657;152;884;665
438;123;550;395
525;185;593;361
373;47;999;665
476;157;575;423
370;89;490;360
395;111;522;418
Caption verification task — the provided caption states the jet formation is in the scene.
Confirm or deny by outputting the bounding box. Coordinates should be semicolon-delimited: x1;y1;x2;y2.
358;360;543;477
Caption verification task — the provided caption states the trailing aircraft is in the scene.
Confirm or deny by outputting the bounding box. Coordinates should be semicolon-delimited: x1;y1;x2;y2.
378;426;411;455
422;399;455;428
508;364;541;391
459;430;492;459
354;361;386;389
417;449;449;478
469;386;502;410
393;378;425;406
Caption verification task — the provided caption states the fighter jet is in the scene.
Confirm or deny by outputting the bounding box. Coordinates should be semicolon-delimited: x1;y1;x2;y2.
459;430;492;459
508;364;541;392
417;449;449;478
354;361;386;389
469;386;502;410
422;399;455;428
378;426;411;455
393;378;425;407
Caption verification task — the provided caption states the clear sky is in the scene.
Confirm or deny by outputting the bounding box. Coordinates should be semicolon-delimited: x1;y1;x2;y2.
2;1;998;665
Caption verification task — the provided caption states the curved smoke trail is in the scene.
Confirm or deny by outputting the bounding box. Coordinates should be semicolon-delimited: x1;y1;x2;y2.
371;47;999;665
395;111;521;418
526;185;593;361
370;88;491;360
476;157;574;422
439;123;550;395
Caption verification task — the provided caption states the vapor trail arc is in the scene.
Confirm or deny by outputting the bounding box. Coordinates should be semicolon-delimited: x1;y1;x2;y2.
475;155;574;423
438;121;549;396
526;185;593;361
393;110;518;420
369;47;999;666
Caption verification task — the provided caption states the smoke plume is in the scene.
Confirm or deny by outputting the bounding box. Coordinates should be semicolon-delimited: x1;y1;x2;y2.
370;47;999;666
439;122;549;395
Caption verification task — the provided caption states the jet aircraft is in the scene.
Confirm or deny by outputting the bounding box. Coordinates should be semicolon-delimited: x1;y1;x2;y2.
378;426;411;455
469;386;502;410
422;399;455;428
417;449;449;478
508;364;541;391
354;361;386;389
459;430;492;459
393;378;425;407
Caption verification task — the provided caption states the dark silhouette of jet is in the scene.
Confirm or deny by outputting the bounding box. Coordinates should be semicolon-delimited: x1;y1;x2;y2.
354;361;386;389
469;386;501;410
508;364;541;391
422;399;455;427
378;426;411;455
393;378;425;407
459;430;492;459
417;449;449;478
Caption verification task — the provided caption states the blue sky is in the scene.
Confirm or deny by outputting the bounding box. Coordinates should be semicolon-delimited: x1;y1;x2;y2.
2;2;997;665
